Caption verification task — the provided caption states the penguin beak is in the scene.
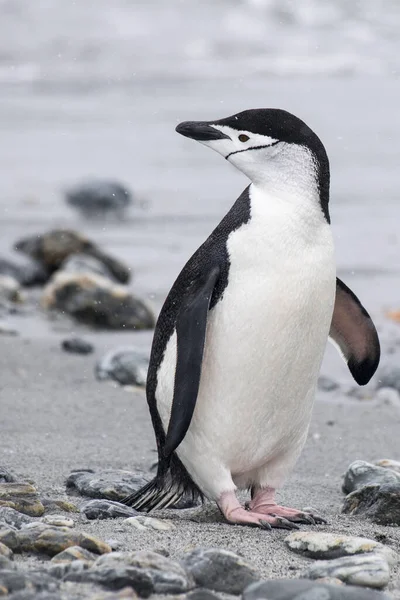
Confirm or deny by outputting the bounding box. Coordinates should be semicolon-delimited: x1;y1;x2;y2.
176;121;230;142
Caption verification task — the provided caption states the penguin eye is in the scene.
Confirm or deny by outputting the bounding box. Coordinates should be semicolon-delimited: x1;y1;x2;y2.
238;134;249;142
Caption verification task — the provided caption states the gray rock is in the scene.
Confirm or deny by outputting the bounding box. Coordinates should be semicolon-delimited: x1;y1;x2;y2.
51;545;97;563
0;570;59;594
303;553;390;589
243;579;392;599
375;387;400;407
375;459;400;473
318;377;340;392
65;180;132;219
41;515;74;527
285;531;397;565
0;467;15;483
0;555;15;570
0;276;23;303
187;591;222;600
0;482;44;516
7;593;61;600
181;547;259;594
342;460;400;494
60;253;120;282
66;469;148;501
61;337;94;355
342;482;400;524
93;550;193;594
0;257;49;287
15;229;130;284
124;516;175;531
95;347;149;387
0;507;35;529
0;540;13;558
65;565;154;597
42;272;154;330
0;523;111;556
82;499;139;520
47;558;92;580
376;365;400;392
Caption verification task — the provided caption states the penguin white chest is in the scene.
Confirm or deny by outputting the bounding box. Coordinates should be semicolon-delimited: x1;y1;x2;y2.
156;186;336;493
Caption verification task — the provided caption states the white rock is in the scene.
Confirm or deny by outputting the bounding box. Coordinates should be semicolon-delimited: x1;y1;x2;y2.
42;515;74;527
124;516;175;531
303;553;390;589
375;458;400;473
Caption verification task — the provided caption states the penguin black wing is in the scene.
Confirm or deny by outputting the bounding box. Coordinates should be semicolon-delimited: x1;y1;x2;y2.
163;265;220;458
329;278;380;385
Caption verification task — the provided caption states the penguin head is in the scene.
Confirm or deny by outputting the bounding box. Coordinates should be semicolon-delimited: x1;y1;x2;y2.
176;109;329;197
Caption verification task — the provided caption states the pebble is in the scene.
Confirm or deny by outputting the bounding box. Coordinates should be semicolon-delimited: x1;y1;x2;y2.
0;275;23;303
375;458;400;473
51;545;97;564
187;591;222;600
0;555;15;570
181;547;259;595
0;569;59;595
65;179;132;219
60;253;122;282
342;460;400;494
61;337;94;355
0;523;111;556
0;257;49;287
41;498;79;513
285;531;398;565
0;483;44;517
0;468;15;484
42;272;154;330
84;588;138;600
65;565;154;597
66;469;148;501
95;347;149;387
317;376;340;392
0;541;13;558
243;578;392;599
47;558;92;580
0;507;35;529
41;515;74;527
124;516;175;531
342;482;400;524
7;592;62;600
82;499;139;520
15;229;130;284
303;553;390;589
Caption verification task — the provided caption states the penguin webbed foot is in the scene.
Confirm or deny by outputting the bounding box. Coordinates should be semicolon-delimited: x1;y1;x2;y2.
248;487;327;526
218;491;299;530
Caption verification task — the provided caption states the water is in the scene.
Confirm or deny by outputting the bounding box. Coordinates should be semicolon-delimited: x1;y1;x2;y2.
0;0;399;325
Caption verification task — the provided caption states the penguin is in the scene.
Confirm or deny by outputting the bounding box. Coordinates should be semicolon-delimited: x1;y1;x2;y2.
123;108;380;529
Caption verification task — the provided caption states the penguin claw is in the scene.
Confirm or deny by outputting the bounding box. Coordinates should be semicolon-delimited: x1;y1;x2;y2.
270;515;300;530
259;520;272;530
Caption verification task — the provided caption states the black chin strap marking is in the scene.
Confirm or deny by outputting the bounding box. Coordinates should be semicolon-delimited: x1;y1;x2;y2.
225;140;280;160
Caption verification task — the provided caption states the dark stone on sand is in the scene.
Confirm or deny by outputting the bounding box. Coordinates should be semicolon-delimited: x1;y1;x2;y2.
243;579;391;599
0;257;49;287
61;337;94;355
0;483;44;517
342;483;400;525
15;229;130;284
95;347;149;387
302;553;390;589
187;591;222;600
66;469;148;502
42;272;154;330
82;499;139;520
47;558;92;580
51;545;97;564
65;180;132;219
41;498;79;513
0;523;111;556
318;376;340;392
0;467;15;483
65;565;154;597
0;507;34;529
342;460;400;494
90;550;193;595
181;547;258;595
0;569;59;595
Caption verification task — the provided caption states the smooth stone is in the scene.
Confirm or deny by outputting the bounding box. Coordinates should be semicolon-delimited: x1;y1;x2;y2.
0;468;15;484
41;515;74;527
42;272;154;330
375;459;400;473
342;482;400;524
51;545;97;563
0;570;59;595
0;257;49;287
0;483;44;517
181;547;259;594
285;531;398;565
314;578;344;586
15;229;130;284
187;590;222;600
47;558;92;580
84;588;137;600
65;566;153;596
0;524;111;556
303;553;390;589
82;499;139;520
0;555;15;570
60;253;121;282
0;541;13;558
93;550;193;594
342;460;400;494
65;180;132;219
95;347;149;387
243;579;392;599
318;376;340;392
61;337;94;355
66;469;148;501
0;507;34;530
0;275;23;303
41;498;79;513
124;516;175;531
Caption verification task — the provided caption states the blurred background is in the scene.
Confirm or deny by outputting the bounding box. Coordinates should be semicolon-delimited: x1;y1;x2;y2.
0;0;399;344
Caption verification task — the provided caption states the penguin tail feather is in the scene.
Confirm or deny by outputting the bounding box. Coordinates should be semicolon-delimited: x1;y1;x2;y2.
122;456;203;512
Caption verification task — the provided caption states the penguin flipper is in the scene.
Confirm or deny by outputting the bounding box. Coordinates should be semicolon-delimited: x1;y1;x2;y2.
163;264;220;458
329;277;380;385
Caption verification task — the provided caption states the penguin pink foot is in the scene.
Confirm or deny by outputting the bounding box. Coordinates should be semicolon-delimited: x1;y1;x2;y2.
248;487;327;525
218;491;299;530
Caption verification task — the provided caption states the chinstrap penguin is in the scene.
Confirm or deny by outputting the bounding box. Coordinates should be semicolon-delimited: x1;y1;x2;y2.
123;108;380;529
